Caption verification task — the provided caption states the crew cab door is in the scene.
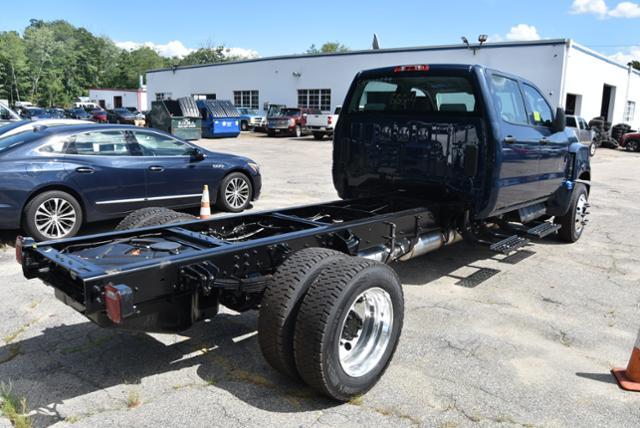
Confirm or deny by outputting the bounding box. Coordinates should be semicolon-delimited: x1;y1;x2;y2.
490;74;542;209
520;83;569;197
130;130;222;208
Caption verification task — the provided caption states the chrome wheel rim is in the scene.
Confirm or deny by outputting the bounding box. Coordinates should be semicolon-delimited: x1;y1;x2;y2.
338;287;393;377
224;177;250;209
575;194;588;234
590;143;596;156
35;198;77;239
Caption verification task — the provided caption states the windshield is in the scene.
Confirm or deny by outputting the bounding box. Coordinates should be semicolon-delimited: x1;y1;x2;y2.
566;117;577;128
115;108;132;114
278;109;301;117
0;131;42;153
347;74;478;115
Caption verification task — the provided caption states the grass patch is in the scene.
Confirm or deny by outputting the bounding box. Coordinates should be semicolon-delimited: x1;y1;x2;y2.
3;326;27;345
65;415;81;424
349;395;364;406
126;389;141;409
0;383;32;428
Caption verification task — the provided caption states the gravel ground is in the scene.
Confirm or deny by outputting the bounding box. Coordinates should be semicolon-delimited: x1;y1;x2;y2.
0;133;639;427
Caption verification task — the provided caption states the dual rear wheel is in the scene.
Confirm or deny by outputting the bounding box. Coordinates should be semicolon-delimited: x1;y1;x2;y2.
258;248;404;401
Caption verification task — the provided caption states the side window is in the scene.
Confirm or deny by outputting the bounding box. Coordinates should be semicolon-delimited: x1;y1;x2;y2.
566;116;577;128
490;75;529;125
522;84;553;127
39;138;67;154
133;131;192;156
68;131;130;156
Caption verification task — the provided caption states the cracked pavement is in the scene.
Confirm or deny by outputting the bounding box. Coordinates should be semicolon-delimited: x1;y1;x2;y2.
1;133;639;427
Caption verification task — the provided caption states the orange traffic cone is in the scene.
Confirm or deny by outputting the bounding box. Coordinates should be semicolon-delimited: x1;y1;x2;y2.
200;185;211;219
612;329;640;392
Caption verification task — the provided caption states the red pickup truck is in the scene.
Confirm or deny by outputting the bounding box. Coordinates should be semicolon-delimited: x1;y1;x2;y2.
266;107;320;137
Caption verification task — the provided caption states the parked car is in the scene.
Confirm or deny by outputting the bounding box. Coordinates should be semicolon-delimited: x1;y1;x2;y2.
0;124;261;240
566;114;596;156
125;107;147;125
620;131;640;152
0;119;91;138
89;108;108;123
237;107;266;131
20;107;52;120
46;108;66;119
0;102;21;127
306;106;341;140
107;108;145;126
65;108;92;120
267;108;320;137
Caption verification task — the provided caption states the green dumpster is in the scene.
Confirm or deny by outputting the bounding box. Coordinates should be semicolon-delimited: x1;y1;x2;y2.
149;97;202;140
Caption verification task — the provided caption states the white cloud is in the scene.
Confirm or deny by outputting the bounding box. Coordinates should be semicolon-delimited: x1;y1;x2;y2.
115;40;259;59
490;24;542;42
570;0;640;18
609;1;640;17
223;47;259;59
115;40;195;57
570;0;608;16
504;24;541;41
610;45;640;63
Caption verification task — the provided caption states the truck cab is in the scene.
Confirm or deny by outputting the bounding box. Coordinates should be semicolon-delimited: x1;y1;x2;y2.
334;64;589;229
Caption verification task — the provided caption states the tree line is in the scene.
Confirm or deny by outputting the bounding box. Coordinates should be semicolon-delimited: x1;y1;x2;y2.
0;19;246;107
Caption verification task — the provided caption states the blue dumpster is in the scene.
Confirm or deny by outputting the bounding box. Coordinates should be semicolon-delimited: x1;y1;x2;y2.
197;100;241;138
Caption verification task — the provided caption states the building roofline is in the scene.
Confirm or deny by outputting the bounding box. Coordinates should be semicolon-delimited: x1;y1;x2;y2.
569;40;640;76
146;38;571;74
88;88;146;93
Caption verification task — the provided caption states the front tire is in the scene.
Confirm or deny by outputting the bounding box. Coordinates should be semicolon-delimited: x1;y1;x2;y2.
241;121;248;131
216;172;252;212
267;130;276;137
626;139;640;152
23;190;83;241
589;142;596;157
294;257;404;401
294;125;302;138
555;183;589;243
312;132;325;140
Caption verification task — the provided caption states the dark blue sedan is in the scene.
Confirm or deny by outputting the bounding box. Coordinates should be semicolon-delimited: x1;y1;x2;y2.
0;124;261;240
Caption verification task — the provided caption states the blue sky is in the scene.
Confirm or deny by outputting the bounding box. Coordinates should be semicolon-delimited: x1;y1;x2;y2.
1;0;638;62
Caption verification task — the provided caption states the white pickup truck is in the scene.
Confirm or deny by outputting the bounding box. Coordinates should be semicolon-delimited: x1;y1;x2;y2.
306;107;341;140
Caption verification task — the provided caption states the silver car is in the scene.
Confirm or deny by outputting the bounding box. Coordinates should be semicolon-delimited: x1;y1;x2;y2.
566;114;596;156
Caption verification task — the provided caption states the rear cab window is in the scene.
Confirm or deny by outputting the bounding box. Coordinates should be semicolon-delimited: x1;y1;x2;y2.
346;73;478;115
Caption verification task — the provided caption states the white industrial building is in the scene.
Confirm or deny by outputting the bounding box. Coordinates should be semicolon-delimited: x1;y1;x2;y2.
87;88;148;111
146;39;640;128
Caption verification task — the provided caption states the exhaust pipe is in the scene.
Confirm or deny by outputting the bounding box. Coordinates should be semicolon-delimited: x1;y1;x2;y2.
359;230;461;263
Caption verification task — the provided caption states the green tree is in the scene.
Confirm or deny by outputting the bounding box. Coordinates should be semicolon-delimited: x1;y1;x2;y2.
305;42;350;54
0;31;28;104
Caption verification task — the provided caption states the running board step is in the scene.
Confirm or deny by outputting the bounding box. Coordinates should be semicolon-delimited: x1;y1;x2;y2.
526;223;562;239
490;235;529;255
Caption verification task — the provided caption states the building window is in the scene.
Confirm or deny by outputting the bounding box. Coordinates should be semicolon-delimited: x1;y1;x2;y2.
624;101;636;123
298;89;331;111
192;93;216;101
233;90;259;110
155;92;172;101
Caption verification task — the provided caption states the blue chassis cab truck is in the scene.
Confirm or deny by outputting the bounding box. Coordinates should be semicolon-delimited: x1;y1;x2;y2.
18;64;590;402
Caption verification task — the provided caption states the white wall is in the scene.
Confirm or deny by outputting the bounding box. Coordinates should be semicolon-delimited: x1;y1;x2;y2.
146;41;568;112
564;42;640;128
88;89;147;111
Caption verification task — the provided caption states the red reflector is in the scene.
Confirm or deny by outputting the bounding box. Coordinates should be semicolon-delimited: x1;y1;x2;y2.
328;116;333;125
104;284;123;324
15;236;23;265
393;64;430;73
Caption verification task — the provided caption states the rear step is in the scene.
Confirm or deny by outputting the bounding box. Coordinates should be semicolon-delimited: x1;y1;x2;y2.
489;235;529;255
526;223;562;239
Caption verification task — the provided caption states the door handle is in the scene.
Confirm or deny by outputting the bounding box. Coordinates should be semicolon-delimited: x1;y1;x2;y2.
504;136;517;145
148;166;164;172
539;138;549;145
75;167;94;174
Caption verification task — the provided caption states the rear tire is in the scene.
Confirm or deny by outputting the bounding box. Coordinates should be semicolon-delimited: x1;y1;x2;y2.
267;130;276;137
23;190;83;241
589;142;596;157
555;183;589;243
241;121;248;131
294;257;404;401
312;132;324;140
258;248;348;379
116;207;196;231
